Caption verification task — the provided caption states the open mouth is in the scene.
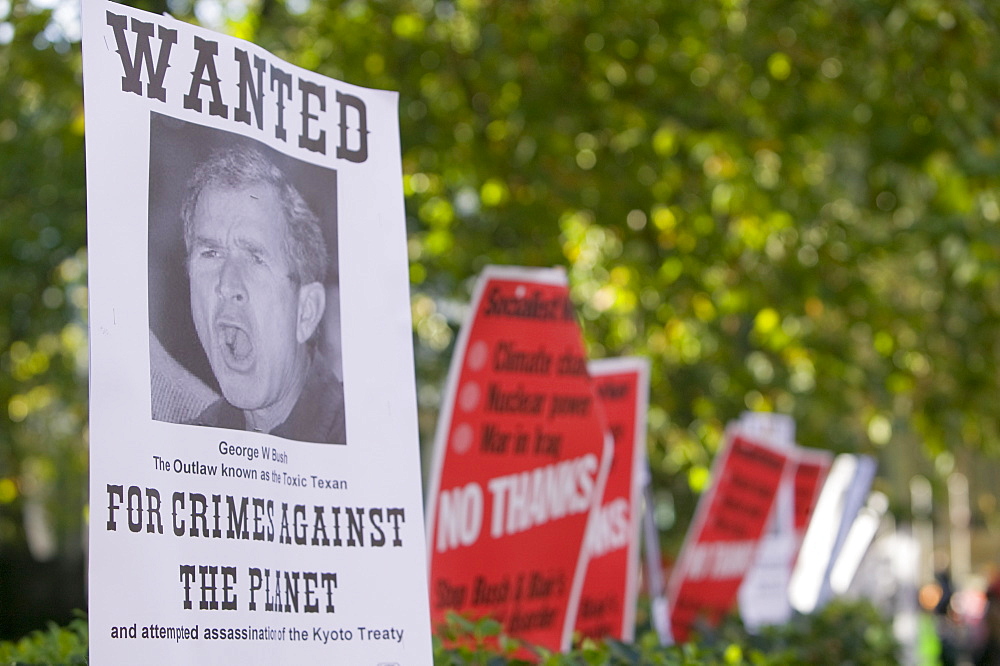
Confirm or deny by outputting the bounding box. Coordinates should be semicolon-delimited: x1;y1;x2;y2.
218;323;253;367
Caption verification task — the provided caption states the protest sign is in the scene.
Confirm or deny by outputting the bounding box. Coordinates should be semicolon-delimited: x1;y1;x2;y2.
574;358;650;642
789;454;878;614
665;428;789;642
424;266;612;651
792;448;834;540
83;2;431;662
736;412;795;449
738;444;832;631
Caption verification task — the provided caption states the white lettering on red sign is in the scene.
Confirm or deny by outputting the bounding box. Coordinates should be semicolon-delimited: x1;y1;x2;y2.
686;541;757;581
585;498;630;558
435;482;484;553
487;454;598;538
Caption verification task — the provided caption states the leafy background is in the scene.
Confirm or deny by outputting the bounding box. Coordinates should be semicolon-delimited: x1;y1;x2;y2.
3;0;1000;639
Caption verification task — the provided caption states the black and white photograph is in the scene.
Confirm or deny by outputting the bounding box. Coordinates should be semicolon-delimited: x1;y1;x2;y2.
147;113;347;445
85;6;432;662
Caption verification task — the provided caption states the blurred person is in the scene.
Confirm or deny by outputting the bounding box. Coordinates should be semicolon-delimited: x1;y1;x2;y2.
973;577;1000;666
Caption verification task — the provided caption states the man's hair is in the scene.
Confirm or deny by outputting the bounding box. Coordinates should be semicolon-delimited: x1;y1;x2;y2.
180;144;328;286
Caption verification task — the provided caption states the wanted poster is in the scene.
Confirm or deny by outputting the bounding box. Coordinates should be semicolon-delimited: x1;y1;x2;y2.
424;266;613;651
83;2;431;663
665;426;789;642
574;358;650;642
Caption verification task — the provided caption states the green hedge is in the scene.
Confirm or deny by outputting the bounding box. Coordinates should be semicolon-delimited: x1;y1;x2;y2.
433;599;899;665
0;613;88;666
0;600;897;665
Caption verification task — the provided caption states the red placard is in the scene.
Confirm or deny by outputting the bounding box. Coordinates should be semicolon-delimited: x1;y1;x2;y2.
666;431;789;642
425;266;612;651
792;449;832;536
574;358;649;642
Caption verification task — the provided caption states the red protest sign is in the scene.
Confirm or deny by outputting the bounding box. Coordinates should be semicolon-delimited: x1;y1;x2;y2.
574;358;650;642
792;449;833;536
737;444;833;631
425;266;612;651
666;431;789;642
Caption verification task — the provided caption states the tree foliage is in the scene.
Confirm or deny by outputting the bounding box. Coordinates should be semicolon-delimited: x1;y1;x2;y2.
3;0;1000;559
242;0;1000;544
0;0;87;556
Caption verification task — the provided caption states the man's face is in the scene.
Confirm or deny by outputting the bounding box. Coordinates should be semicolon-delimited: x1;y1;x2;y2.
187;182;309;413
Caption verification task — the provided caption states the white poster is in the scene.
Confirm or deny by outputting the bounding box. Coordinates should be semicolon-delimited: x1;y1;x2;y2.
83;2;432;663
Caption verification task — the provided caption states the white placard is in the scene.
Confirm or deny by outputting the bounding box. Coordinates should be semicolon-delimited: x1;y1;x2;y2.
83;3;431;663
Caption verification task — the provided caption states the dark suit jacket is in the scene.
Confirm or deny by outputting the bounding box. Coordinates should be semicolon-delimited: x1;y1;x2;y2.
192;355;346;444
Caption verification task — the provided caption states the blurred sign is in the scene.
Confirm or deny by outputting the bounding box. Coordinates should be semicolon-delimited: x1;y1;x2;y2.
425;266;612;651
666;428;789;641
788;454;878;614
792;449;834;539
574;358;650;642
739;445;832;631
